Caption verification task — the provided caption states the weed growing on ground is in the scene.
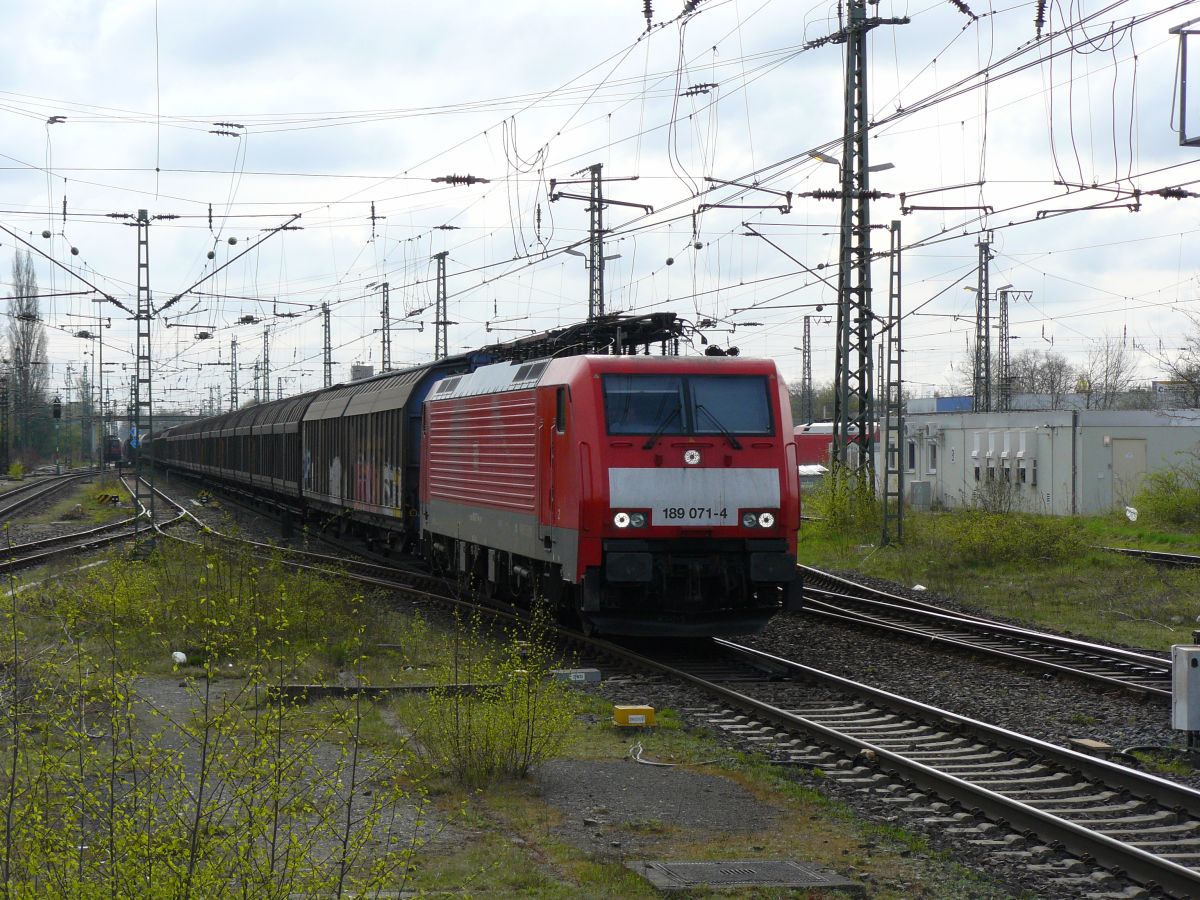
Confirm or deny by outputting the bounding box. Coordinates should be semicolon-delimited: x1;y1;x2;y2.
904;509;1085;570
797;498;1200;648
0;536;440;897
400;607;576;788
1133;447;1200;528
804;466;881;549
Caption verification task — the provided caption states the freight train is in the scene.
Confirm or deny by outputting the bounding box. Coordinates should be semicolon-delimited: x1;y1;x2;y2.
150;342;802;636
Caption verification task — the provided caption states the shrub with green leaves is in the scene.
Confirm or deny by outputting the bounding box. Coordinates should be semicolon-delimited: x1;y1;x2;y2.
804;466;880;540
404;610;576;788
906;509;1085;569
1;539;439;897
1133;448;1200;527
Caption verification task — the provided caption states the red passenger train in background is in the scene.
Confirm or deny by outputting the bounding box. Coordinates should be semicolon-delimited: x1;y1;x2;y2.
793;422;875;469
151;331;802;636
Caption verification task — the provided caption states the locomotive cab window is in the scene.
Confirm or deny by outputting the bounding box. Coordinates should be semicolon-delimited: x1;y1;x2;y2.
602;374;773;436
688;376;772;436
603;375;686;435
555;387;567;434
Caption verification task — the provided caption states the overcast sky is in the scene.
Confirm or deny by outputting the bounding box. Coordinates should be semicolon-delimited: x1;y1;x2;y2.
0;0;1196;411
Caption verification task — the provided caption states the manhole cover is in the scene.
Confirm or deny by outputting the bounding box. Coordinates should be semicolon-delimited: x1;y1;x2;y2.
627;860;861;892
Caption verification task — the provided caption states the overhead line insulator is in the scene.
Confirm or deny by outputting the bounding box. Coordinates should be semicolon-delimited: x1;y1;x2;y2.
431;174;490;186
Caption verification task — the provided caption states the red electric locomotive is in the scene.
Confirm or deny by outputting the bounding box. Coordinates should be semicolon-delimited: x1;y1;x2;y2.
421;354;801;636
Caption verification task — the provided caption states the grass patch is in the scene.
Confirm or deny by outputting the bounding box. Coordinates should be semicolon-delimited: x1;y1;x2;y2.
1130;750;1196;778
3;536;1028;896
0;538;541;896
393;611;578;788
1078;511;1200;555
1132;449;1200;528
404;696;1019;898
800;507;1200;650
19;477;132;525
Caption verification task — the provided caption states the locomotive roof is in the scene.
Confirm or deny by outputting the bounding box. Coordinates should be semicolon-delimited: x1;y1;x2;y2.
427;353;781;401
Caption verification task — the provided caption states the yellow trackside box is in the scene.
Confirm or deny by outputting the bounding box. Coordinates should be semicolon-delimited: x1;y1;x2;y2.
613;705;656;728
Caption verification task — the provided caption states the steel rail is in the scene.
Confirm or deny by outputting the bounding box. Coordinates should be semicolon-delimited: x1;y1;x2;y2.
710;640;1200;898
1100;546;1200;568
803;589;1171;699
0;472;90;520
800;565;1171;674
144;479;1200;895
581;628;1200;897
0;517;143;572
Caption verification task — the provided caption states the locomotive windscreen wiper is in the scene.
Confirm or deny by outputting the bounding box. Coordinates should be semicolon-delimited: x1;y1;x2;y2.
642;407;681;449
695;404;743;450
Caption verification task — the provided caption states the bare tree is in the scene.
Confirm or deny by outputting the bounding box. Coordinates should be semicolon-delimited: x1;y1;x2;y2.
1147;311;1200;407
1075;335;1140;409
788;380;838;423
1005;348;1075;409
6;251;48;461
947;342;994;397
1037;352;1075;409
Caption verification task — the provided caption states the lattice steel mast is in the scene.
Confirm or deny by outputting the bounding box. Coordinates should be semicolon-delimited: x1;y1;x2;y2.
262;326;271;403
997;286;1010;412
801;315;814;423
881;221;904;546
549;164;651;323
133;210;155;528
973;236;992;413
230;337;238;410
322;303;332;387
434;251;449;360
380;281;391;372
827;0;907;478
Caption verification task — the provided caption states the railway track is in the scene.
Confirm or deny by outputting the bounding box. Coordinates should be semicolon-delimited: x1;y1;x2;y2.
0;476;187;574
0;472;90;522
148;479;1200;894
1101;546;1200;568
800;566;1173;700
598;637;1200;898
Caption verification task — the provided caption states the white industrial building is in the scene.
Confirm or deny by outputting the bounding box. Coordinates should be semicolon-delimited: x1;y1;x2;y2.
898;409;1200;516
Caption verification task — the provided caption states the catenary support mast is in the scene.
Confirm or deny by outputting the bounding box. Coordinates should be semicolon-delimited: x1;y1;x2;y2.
829;0;906;480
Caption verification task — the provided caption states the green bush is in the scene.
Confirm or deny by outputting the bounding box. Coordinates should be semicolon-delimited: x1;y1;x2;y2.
405;611;575;787
7;461;23;480
804;466;880;539
2;540;430;897
907;509;1085;569
1133;449;1200;527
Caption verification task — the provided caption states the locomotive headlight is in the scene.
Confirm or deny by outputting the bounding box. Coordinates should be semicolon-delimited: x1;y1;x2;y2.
757;511;776;528
741;512;758;528
629;511;647;528
613;512;631;528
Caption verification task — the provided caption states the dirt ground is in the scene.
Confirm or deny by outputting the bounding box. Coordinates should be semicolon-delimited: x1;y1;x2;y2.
532;757;777;856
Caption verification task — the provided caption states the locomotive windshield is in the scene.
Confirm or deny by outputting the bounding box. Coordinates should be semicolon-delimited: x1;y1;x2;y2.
603;374;773;436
